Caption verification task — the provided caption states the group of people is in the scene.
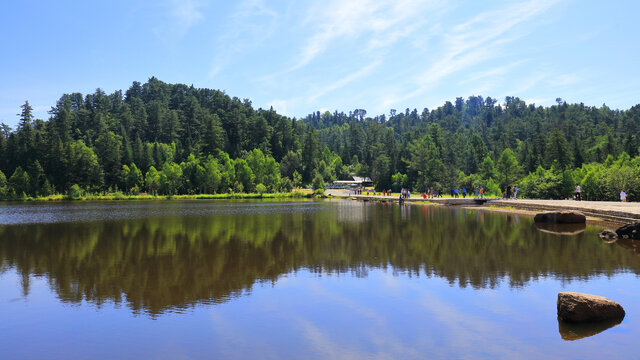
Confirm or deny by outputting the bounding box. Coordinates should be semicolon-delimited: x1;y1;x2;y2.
419;187;487;199
400;188;411;199
504;185;518;200
449;188;470;198
421;188;443;198
352;188;395;196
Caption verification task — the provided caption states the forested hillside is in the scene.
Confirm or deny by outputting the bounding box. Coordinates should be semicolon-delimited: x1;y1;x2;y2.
0;77;639;200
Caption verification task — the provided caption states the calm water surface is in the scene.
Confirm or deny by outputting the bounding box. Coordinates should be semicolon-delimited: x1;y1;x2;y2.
0;200;639;359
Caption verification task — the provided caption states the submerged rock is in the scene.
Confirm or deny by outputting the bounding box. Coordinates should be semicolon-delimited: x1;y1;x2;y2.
534;211;586;224
599;229;618;240
557;292;625;323
615;222;640;240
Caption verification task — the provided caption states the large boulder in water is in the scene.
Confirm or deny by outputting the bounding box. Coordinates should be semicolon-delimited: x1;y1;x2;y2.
615;222;640;240
557;292;625;323
534;211;585;224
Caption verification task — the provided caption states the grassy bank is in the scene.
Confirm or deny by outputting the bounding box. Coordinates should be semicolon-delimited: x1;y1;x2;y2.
1;192;310;202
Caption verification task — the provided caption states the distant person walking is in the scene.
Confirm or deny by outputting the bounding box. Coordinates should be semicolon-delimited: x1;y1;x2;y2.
480;187;484;199
621;190;627;202
462;188;467;198
575;184;581;201
513;186;518;199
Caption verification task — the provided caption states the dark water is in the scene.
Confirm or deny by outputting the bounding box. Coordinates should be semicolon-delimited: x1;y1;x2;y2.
0;200;639;359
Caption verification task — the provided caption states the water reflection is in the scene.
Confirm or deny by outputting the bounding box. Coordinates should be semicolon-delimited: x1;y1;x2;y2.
558;318;623;341
0;201;638;315
534;222;586;236
615;238;640;257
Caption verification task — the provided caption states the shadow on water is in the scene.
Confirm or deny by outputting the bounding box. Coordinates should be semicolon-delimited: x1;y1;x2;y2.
0;200;638;315
558;317;624;341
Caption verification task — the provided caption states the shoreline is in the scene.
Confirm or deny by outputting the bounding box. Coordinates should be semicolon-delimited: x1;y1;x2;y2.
326;190;638;225
0;192;310;202
3;190;639;227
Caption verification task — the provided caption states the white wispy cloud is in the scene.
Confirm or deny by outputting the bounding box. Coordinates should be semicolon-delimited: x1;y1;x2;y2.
267;98;294;115
309;60;382;101
209;0;279;78
170;0;205;32
522;98;550;106
153;0;206;43
505;71;549;96
548;73;583;87
258;0;442;114
284;0;439;74
461;60;529;84
381;0;561;108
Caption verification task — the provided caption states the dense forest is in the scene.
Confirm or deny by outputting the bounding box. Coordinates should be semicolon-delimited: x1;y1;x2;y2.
0;77;639;200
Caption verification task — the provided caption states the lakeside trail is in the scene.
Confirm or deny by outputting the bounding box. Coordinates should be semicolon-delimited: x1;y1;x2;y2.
325;189;640;224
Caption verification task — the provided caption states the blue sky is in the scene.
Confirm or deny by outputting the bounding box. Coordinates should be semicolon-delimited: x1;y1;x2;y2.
1;0;639;128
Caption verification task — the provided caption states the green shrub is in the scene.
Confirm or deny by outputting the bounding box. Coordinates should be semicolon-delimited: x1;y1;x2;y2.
67;184;84;200
255;183;267;195
312;173;325;191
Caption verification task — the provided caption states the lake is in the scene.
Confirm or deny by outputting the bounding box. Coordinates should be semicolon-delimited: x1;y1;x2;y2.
0;200;638;359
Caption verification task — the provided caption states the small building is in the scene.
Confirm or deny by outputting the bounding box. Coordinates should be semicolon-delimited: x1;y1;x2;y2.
331;176;373;189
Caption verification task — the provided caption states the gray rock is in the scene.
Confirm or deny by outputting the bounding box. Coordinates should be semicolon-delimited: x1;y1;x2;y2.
557;292;625;323
534;211;586;224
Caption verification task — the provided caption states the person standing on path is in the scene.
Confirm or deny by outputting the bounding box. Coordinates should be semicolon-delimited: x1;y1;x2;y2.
575;184;581;201
506;185;511;200
513;186;518;200
480;187;484;199
621;190;627;202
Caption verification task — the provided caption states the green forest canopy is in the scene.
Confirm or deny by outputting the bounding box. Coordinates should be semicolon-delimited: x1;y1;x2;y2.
0;77;639;200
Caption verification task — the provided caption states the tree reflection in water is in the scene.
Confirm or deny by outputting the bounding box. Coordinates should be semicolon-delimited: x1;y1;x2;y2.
0;201;638;315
